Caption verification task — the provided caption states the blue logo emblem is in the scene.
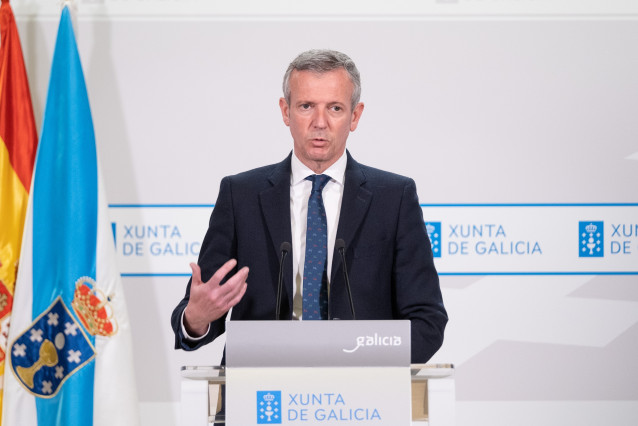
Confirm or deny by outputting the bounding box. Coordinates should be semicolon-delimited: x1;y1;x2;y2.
10;297;95;398
579;221;604;257
257;390;281;424
426;222;441;258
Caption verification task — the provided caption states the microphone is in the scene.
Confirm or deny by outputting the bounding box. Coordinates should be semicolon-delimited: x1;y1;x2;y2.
275;242;291;320
335;239;356;320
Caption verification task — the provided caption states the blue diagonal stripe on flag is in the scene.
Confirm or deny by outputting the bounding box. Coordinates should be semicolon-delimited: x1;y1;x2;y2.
31;6;97;424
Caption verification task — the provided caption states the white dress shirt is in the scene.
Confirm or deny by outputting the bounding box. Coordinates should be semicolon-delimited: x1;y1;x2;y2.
290;151;346;320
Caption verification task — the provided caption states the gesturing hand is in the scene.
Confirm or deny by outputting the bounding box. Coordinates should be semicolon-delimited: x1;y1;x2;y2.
183;259;248;337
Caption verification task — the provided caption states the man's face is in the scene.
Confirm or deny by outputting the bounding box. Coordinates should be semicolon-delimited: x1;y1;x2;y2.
279;69;364;173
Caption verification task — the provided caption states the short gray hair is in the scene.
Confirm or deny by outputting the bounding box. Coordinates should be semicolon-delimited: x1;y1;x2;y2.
282;49;361;111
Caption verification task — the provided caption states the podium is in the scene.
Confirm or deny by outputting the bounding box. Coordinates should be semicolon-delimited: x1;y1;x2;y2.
180;321;455;425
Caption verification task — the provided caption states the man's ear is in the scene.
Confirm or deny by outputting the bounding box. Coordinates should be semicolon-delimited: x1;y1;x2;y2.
279;97;291;127
350;102;365;132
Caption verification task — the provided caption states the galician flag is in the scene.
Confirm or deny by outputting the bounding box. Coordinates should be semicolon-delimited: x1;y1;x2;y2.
2;4;139;426
0;0;38;421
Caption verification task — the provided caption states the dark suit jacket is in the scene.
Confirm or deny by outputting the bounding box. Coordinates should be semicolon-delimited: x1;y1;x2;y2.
171;151;447;363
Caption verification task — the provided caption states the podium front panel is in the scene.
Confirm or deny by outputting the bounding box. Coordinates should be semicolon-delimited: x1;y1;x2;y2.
227;367;411;425
225;320;412;425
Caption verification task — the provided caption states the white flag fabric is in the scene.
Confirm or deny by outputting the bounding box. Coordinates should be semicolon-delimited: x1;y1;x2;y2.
2;6;139;426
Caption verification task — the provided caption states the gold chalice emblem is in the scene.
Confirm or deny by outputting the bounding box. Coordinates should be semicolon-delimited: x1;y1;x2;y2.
16;339;58;389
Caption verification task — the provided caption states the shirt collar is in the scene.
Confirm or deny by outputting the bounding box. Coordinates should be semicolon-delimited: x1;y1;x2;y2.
291;150;347;186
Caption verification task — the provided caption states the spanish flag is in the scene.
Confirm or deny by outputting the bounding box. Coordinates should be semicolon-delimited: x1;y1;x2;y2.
0;0;38;420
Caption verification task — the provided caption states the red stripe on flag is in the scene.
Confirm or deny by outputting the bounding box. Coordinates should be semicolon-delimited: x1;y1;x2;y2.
0;0;38;192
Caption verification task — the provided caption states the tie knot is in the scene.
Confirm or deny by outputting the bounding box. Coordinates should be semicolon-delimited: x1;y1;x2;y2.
306;174;331;193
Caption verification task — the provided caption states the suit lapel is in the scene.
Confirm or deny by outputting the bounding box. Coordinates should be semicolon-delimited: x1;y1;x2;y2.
259;152;372;311
332;152;372;281
259;154;294;315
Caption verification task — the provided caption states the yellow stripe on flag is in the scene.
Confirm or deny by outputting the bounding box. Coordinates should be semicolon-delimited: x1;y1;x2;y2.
0;135;29;289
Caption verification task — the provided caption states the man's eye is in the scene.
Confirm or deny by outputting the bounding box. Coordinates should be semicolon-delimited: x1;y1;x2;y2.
300;104;310;109
332;106;342;112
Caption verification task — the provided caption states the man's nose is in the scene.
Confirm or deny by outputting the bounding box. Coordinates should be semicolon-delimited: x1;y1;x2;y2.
312;108;327;128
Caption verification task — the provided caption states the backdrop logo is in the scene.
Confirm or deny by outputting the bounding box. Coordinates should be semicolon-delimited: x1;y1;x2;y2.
579;221;604;257
257;391;282;424
425;222;441;257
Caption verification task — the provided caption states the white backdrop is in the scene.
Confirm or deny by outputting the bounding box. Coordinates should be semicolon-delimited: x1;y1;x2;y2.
13;1;638;425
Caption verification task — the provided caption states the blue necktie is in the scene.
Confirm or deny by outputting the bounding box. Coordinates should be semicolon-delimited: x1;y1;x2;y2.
303;174;331;320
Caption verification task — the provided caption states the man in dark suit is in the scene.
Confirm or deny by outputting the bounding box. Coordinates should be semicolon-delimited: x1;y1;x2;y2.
171;49;447;363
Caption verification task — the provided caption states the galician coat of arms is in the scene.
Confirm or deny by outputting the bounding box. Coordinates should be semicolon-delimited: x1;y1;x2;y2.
10;277;119;397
